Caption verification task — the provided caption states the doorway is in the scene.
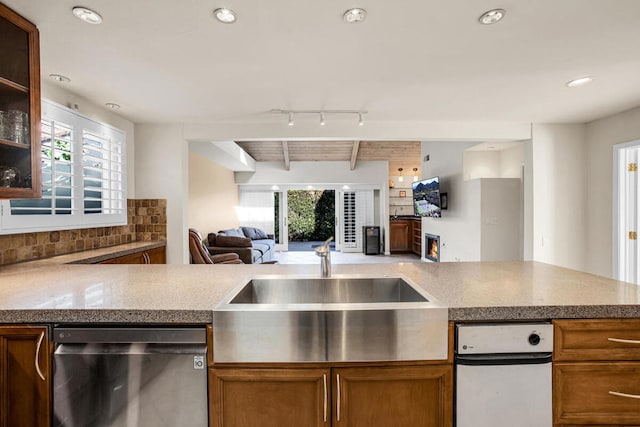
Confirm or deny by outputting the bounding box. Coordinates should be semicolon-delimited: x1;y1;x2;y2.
286;189;335;252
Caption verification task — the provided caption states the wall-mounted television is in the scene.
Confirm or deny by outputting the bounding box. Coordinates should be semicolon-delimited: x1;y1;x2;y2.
412;176;441;218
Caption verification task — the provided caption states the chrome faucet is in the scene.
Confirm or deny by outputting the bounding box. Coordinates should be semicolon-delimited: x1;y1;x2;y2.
315;236;334;278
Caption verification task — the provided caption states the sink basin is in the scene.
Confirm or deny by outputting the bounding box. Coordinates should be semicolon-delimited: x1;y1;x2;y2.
229;277;428;304
213;275;448;363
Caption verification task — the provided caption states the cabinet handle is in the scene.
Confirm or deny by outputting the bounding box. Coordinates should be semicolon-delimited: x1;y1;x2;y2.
609;391;640;399
143;252;150;264
336;373;341;422
608;337;640;345
323;374;327;423
35;332;45;381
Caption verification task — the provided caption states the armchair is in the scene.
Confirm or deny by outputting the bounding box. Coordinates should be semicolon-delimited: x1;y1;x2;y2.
188;228;243;264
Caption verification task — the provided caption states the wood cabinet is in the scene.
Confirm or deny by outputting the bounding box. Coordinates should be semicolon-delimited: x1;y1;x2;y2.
0;325;50;427
209;368;330;427
389;220;410;252
209;364;453;427
411;218;421;256
390;219;421;255
334;365;452;427
553;319;640;426
98;246;166;264
0;3;41;199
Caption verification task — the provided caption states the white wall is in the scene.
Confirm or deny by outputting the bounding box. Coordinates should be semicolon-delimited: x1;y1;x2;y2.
188;151;240;235
586;105;640;278
531;124;587;271
463;151;501;180
501;145;525;178
421;141;482;261
41;82;136;197
463;145;524;181
135;124;188;264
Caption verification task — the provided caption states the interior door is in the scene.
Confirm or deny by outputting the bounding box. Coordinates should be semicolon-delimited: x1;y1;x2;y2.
615;143;639;284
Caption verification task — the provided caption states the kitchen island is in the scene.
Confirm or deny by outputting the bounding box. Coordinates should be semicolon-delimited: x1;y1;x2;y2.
0;261;638;323
1;260;640;427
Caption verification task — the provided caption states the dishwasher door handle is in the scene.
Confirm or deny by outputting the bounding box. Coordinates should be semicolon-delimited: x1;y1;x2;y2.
455;352;552;366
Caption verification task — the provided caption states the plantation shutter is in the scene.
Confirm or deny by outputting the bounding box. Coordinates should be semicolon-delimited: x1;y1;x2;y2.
340;190;374;252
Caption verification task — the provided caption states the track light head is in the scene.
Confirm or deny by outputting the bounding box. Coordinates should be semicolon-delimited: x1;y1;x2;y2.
288;112;294;126
320;112;326;126
358;113;364;126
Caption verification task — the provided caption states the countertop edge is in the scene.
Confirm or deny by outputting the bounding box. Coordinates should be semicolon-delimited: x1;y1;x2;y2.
0;309;212;324
68;241;167;264
449;305;640;321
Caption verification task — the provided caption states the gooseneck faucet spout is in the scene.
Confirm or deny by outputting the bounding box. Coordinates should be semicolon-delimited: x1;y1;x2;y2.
315;236;334;278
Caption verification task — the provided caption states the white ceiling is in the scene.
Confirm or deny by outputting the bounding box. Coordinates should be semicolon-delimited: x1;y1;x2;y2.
6;0;640;126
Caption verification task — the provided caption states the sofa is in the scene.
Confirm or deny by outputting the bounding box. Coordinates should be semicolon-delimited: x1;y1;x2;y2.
207;227;276;264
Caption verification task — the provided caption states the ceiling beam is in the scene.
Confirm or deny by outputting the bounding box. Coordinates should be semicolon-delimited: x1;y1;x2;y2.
350;141;360;170
282;141;290;170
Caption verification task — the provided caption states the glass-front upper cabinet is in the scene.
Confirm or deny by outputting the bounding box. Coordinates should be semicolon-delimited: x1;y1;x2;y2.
0;2;40;199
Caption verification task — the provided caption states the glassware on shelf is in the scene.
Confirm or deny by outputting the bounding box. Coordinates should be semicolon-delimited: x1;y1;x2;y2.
0;110;8;140
9;110;29;145
0;110;29;145
1;166;21;187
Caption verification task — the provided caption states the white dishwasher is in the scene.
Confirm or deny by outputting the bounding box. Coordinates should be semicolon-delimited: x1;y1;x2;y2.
455;322;553;427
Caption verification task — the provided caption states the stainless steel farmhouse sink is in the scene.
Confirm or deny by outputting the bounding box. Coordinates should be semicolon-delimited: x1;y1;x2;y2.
213;275;448;363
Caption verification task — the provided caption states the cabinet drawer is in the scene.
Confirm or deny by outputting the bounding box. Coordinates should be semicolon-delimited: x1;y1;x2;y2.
554;362;640;425
554;319;640;361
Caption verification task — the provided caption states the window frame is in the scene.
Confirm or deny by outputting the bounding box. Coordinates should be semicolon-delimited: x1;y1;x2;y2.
0;99;127;234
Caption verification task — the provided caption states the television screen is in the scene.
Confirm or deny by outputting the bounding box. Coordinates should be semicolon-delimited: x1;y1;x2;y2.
412;176;441;217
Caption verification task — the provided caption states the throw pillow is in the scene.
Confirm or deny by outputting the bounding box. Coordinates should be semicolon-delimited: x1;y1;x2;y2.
242;226;269;240
255;228;269;239
216;235;252;247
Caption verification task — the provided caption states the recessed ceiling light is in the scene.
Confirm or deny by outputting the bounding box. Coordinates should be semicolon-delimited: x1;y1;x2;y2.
72;7;103;24
343;8;367;23
213;8;237;23
478;9;506;25
105;103;120;110
566;76;593;88
49;74;71;83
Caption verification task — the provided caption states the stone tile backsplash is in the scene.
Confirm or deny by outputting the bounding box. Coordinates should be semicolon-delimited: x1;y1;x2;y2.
0;199;166;265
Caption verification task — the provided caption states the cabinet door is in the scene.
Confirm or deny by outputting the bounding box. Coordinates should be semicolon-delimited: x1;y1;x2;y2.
209;368;330;427
0;4;41;199
334;365;452;427
145;246;166;264
0;326;50;427
389;221;410;252
100;251;146;264
554;362;640;425
554;319;640;361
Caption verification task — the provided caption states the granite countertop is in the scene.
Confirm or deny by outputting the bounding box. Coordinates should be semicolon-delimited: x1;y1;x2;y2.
0;241;165;272
0;261;638;324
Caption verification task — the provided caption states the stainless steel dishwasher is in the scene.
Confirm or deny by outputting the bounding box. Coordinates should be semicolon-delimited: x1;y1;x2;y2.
455;322;553;427
53;327;208;427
